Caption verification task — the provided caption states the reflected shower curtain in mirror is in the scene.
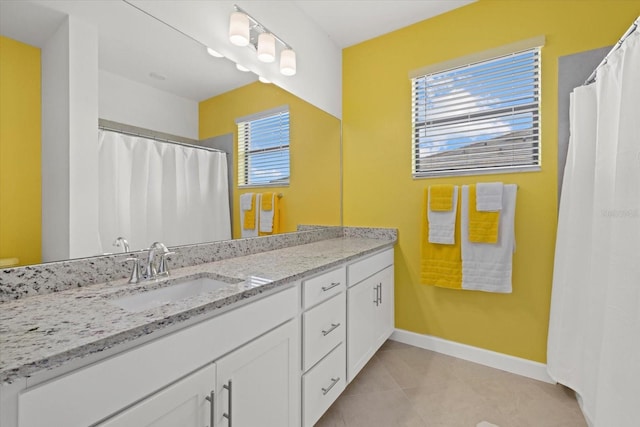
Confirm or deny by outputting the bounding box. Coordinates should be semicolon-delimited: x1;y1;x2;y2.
547;29;639;426
97;130;231;253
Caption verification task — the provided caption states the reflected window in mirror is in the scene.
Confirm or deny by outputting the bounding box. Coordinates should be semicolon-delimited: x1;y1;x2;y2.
236;105;290;187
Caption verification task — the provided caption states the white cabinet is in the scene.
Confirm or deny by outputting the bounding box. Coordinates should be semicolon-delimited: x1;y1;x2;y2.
346;249;394;382
215;320;299;427
99;320;298;427
302;293;346;371
98;364;216;427
302;343;346;427
9;245;396;427
372;265;394;350
300;267;346;427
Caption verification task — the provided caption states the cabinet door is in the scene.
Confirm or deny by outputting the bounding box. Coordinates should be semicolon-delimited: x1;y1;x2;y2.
98;364;216;427
347;275;376;382
215;320;299;427
373;265;395;350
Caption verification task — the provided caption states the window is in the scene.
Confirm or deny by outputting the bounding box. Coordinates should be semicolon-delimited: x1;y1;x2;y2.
411;46;541;177
237;106;290;186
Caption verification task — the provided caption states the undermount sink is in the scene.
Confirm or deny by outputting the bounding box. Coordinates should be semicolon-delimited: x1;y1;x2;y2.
111;276;236;313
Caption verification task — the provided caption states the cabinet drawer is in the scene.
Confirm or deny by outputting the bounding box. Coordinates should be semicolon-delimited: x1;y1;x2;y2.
303;293;346;371
302;343;346;427
303;266;346;309
347;248;393;287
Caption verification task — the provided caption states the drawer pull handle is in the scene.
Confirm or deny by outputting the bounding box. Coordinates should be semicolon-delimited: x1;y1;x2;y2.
321;377;340;395
223;380;232;426
373;283;382;306
204;390;215;427
373;283;380;306
321;282;341;292
321;323;341;336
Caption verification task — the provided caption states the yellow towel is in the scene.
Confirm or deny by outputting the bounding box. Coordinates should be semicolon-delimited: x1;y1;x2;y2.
468;185;500;243
429;185;455;211
259;195;281;236
243;193;256;230
261;192;273;210
421;188;463;289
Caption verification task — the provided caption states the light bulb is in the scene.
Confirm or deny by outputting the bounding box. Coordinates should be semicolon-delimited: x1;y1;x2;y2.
280;49;296;76
257;33;276;63
229;12;249;47
236;63;250;72
206;47;224;58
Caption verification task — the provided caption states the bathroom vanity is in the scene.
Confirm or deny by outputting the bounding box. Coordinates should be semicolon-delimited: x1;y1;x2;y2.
0;227;396;427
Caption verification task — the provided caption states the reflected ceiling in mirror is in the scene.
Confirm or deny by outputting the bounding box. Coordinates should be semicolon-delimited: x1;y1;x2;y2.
0;0;256;103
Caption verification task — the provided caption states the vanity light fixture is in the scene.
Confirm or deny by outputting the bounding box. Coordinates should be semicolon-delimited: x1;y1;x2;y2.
228;5;297;76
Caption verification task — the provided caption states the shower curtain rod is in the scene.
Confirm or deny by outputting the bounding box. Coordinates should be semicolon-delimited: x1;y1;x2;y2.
99;125;225;154
585;16;639;85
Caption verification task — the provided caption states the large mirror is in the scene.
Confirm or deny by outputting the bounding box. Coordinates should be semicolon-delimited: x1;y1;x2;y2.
0;0;342;268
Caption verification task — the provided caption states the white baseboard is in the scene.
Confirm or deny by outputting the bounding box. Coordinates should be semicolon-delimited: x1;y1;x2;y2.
390;329;555;384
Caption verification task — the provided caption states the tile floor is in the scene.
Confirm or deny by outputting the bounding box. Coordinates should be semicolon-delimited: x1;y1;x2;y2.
316;340;587;427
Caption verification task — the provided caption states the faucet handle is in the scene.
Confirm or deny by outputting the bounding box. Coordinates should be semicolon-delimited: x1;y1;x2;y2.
126;256;142;284
157;251;175;277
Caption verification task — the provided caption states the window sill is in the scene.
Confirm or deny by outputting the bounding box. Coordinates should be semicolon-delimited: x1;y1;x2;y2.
413;165;541;179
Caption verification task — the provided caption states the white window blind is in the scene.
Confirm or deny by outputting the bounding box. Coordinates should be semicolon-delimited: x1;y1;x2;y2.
237;107;290;186
411;48;541;177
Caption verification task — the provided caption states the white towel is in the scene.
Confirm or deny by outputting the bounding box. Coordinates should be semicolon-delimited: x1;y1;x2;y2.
461;184;517;293
259;193;275;233
240;193;259;238
427;186;458;245
476;182;504;211
240;193;254;211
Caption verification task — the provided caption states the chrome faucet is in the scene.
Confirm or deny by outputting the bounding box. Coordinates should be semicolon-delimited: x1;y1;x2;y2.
113;237;130;253
144;242;173;280
126;242;174;284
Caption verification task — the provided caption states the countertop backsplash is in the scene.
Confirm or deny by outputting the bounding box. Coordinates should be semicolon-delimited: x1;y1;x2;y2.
0;226;396;302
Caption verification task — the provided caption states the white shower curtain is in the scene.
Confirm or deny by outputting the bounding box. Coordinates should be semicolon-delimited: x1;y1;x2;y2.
547;29;640;426
98;130;231;254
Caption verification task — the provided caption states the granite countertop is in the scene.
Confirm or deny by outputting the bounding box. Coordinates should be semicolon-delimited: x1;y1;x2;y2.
0;236;394;384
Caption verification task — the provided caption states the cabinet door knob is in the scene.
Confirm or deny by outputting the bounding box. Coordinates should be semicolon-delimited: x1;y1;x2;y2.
321;323;341;336
321;282;341;292
223;380;233;426
204;390;215;427
321;377;340;395
378;283;382;304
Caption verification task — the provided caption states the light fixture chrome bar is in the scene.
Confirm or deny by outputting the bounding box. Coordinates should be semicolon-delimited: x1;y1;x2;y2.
585;17;638;85
234;4;293;50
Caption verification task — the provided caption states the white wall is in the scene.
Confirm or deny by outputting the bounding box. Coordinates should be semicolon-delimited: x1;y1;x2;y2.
99;70;199;139
41;15;100;261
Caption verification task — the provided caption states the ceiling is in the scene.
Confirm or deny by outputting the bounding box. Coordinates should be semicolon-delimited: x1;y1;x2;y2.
0;0;474;103
293;0;475;48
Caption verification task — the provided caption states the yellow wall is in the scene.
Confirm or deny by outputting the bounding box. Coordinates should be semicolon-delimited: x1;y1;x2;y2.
200;82;342;238
0;36;41;266
342;0;639;362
